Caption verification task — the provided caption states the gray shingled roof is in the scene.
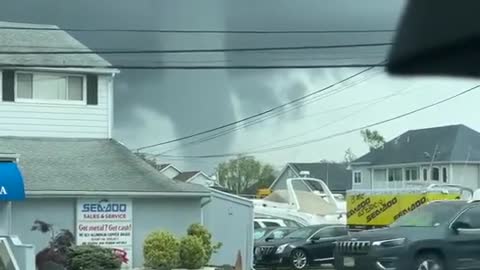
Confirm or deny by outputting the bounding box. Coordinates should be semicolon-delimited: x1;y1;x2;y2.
289;162;352;192
0;137;208;194
174;171;200;182
353;124;480;166
0;21;111;68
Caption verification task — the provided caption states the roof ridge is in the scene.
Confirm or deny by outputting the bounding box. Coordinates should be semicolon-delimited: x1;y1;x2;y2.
0;21;59;29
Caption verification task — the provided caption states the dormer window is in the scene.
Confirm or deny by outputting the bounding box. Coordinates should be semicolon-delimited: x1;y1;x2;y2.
15;72;86;103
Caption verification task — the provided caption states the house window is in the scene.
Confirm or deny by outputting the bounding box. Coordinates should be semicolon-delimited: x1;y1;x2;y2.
405;167;419;181
431;167;440;181
15;72;85;102
422;168;428;181
442;167;448;183
388;168;402;182
353;171;362;184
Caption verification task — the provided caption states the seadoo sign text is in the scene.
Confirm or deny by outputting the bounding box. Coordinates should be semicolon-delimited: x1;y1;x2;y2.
76;199;133;269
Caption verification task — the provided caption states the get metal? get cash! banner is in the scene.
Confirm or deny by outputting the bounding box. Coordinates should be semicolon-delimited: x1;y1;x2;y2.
76;199;133;269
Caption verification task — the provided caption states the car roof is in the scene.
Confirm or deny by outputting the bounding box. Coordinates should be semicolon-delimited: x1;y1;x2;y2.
430;200;469;207
303;224;345;230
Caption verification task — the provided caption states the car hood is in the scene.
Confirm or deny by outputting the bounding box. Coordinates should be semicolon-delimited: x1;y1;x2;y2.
348;226;442;241
255;238;305;247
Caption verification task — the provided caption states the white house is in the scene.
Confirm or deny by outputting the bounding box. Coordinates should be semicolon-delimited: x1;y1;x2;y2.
157;163;182;179
350;124;480;191
270;162;352;195
0;21;213;269
174;171;218;187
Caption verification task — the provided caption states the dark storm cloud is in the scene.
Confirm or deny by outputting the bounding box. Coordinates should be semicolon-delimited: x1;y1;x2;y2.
0;0;405;169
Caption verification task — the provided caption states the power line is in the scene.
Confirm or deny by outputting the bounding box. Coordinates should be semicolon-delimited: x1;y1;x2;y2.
136;65;379;151
0;42;391;55
156;84;480;159
246;83;417;151
0;63;384;70
0;26;395;34
156;70;383;154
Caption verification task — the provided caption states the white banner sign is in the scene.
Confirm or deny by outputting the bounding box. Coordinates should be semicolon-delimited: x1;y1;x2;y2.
76;199;133;269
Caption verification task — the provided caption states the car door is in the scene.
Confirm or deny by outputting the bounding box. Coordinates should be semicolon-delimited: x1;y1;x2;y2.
307;226;347;263
448;206;480;269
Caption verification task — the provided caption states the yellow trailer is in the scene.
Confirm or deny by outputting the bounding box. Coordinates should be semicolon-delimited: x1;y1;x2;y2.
346;184;472;230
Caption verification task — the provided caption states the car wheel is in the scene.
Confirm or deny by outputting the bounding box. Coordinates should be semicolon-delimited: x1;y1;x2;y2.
415;253;444;270
290;249;308;270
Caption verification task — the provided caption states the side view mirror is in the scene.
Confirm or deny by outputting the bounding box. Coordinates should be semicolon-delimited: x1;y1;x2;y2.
309;237;320;243
452;221;471;232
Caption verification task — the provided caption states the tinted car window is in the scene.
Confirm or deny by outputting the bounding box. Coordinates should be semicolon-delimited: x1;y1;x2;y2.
254;221;261;229
263;221;281;227
283;219;302;227
267;228;292;240
332;226;349;236
455;206;480;228
312;227;346;239
285;227;317;239
391;202;464;227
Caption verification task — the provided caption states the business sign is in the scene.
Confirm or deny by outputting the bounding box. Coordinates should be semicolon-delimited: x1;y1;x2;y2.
76;199;133;269
0;162;25;201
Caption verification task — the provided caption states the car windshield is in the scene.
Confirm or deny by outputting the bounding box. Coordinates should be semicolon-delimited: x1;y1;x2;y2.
283;219;302;228
390;202;464;227
254;228;269;240
265;228;294;240
284;227;317;239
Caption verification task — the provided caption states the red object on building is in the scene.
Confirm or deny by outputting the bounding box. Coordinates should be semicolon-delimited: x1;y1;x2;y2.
112;248;129;264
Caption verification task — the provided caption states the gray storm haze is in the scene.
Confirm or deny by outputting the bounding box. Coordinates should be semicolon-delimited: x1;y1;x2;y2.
1;0;478;173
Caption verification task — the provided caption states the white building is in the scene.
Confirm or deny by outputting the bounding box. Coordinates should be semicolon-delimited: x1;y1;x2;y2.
0;21;252;269
350;124;480;191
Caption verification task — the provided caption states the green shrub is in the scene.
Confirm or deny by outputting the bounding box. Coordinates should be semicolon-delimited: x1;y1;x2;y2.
187;223;222;264
66;245;121;270
144;231;180;269
179;235;206;269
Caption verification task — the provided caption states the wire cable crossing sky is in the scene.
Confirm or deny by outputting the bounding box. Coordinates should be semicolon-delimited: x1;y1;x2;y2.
155;84;480;159
136;65;379;151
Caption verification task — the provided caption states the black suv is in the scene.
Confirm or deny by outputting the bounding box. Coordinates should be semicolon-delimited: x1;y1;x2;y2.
334;200;480;270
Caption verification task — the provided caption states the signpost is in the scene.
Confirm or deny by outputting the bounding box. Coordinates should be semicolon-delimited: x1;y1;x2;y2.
76;199;133;269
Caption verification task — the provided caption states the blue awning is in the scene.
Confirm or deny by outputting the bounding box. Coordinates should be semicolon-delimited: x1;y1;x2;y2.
0;162;25;201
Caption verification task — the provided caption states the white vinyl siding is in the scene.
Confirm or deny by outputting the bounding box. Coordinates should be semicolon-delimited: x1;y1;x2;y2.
451;164;480;190
0;71;112;138
161;167;181;179
189;174;215;187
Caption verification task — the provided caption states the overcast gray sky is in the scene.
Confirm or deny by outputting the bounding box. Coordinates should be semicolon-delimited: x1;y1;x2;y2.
1;0;479;173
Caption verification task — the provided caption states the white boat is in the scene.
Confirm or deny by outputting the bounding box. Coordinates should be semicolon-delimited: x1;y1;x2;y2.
252;177;347;226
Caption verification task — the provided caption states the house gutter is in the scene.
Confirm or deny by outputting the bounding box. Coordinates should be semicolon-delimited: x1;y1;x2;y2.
200;195;213;226
26;190;210;198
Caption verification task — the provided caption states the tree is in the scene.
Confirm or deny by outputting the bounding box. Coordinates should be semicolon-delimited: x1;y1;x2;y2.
344;148;357;164
217;156;276;194
360;129;385;151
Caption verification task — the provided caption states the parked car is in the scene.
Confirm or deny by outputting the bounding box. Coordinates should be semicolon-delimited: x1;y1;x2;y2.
254;224;348;270
254;217;303;229
254;227;298;242
334;200;480;270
